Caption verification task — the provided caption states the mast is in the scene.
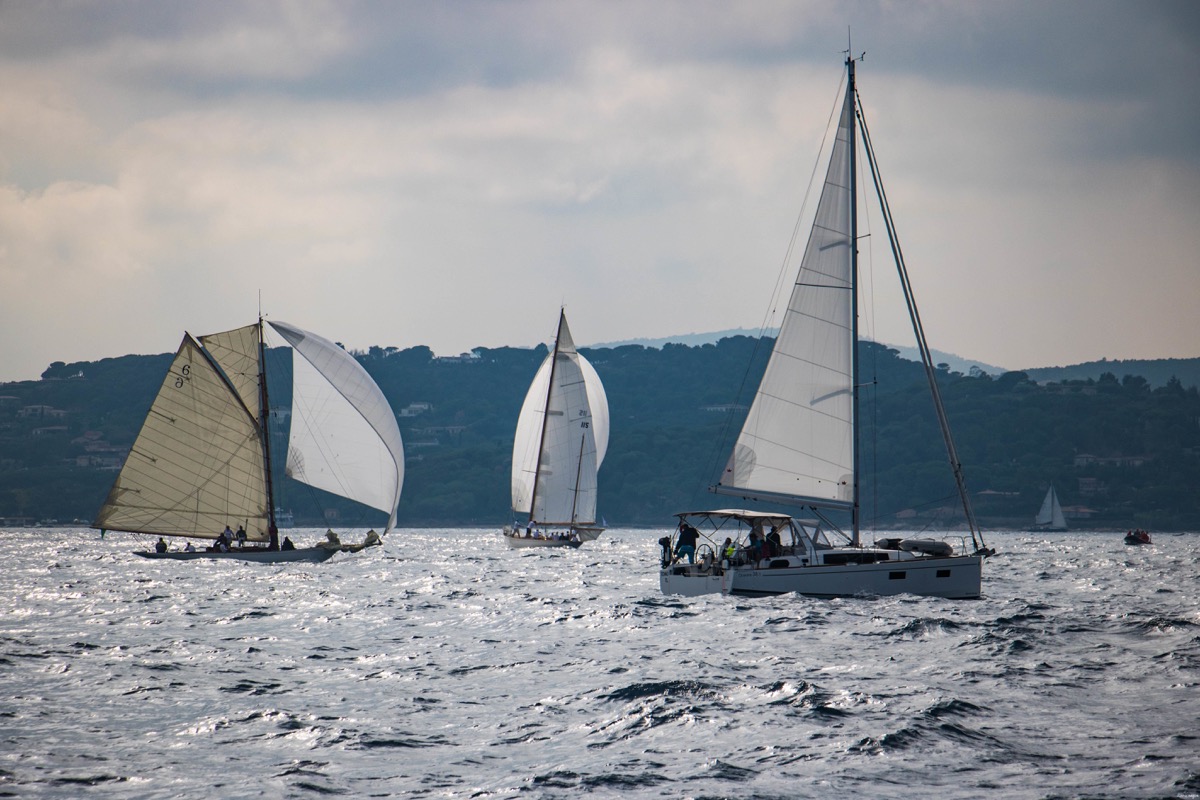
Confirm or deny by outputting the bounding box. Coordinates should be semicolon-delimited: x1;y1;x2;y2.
256;316;279;546
847;54;862;547
527;309;566;524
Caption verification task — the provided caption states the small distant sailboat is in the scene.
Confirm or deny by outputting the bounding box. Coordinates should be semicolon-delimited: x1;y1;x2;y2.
93;318;405;562
659;54;992;598
503;310;609;549
1031;486;1068;532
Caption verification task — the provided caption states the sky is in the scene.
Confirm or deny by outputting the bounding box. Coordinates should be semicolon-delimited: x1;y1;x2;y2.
1;1;1198;383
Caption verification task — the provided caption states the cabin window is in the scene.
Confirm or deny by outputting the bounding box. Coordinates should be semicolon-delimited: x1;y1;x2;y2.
936;569;951;578
888;571;906;580
824;552;888;566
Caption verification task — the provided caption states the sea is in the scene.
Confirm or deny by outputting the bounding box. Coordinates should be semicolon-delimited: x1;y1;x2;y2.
2;527;1197;799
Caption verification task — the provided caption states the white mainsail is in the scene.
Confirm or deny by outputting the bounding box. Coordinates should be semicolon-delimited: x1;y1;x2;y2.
511;312;608;525
94;334;271;540
268;320;406;531
717;85;856;509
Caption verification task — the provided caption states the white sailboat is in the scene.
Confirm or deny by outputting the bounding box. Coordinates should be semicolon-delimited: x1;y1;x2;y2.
93;318;405;562
660;55;993;598
1032;486;1068;532
503;310;609;549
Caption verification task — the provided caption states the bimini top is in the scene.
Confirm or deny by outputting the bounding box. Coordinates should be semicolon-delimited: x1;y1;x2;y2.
674;509;794;522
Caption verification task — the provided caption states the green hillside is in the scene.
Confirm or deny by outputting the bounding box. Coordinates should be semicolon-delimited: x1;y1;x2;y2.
1023;358;1200;390
2;340;1198;530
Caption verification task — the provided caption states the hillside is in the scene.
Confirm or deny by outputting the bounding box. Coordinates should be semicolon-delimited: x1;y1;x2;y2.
2;340;1198;530
1023;358;1200;390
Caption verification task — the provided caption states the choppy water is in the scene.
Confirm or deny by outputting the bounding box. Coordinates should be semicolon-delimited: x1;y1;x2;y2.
1;527;1197;799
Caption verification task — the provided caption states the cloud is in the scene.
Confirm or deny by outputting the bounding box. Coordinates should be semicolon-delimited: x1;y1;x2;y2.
0;1;1198;381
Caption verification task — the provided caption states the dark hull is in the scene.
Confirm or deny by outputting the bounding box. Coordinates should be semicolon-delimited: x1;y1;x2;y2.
135;546;338;563
338;540;383;554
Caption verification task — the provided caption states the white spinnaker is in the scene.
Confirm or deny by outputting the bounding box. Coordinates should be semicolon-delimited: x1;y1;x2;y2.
94;335;271;540
511;356;551;516
581;356;609;466
510;313;605;524
719;87;856;508
268;321;405;530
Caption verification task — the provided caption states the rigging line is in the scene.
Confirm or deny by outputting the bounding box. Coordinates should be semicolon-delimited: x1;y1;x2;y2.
706;67;849;489
855;92;985;551
528;312;566;522
794;281;852;289
764;67;849;327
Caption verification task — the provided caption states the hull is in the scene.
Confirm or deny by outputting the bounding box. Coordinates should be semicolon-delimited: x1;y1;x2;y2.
135;546;338;563
660;554;983;599
503;532;582;549
338;540;383;554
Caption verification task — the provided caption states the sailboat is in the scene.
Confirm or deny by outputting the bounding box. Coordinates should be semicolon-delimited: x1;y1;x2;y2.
1031;486;1068;532
503;310;609;549
660;55;992;598
93;318;405;562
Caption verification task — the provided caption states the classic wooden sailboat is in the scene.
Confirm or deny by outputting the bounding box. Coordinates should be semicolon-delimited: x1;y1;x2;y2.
93;318;405;562
660;55;993;598
503;310;609;549
1031;486;1068;531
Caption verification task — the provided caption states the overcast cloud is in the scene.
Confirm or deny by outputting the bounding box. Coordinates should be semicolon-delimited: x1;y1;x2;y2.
1;0;1197;382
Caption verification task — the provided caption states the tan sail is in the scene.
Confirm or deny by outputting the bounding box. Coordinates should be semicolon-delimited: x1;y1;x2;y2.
94;334;270;540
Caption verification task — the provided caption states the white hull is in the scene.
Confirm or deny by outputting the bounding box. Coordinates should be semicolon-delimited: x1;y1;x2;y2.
502;523;602;549
503;531;582;549
660;554;982;599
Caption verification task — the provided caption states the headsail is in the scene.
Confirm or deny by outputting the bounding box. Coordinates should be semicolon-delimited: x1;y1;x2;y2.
511;312;607;525
93;334;271;540
715;81;856;510
268;320;405;531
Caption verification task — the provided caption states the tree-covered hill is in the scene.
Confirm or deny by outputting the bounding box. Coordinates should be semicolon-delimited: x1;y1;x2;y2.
1023;358;1200;390
2;340;1198;530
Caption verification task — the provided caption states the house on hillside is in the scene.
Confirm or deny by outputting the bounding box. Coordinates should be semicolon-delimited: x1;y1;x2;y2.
1063;505;1097;521
435;351;482;365
1073;453;1150;468
18;405;66;419
399;402;433;417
